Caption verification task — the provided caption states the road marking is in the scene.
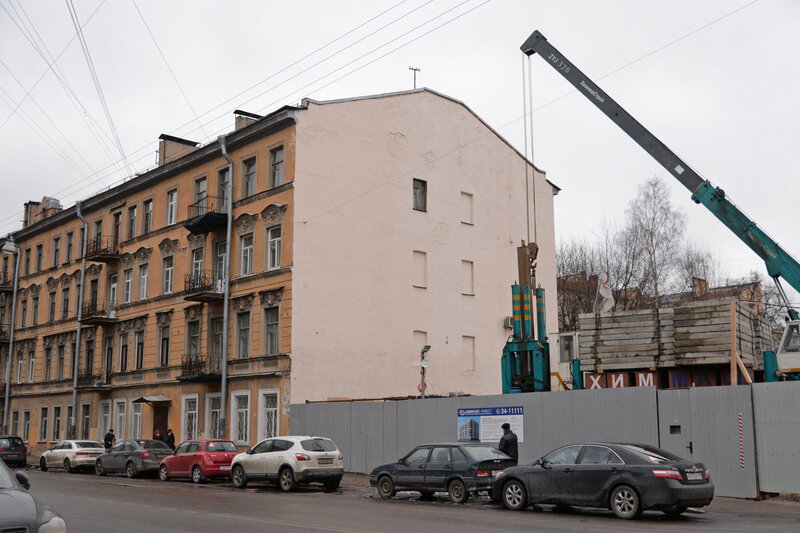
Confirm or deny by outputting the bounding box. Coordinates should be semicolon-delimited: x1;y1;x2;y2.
205;512;371;533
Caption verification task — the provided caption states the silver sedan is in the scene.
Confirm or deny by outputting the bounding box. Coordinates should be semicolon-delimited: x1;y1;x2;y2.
40;440;106;473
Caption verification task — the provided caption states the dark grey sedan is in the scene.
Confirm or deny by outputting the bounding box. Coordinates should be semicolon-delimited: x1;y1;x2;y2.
0;459;67;532
0;435;28;467
95;438;173;478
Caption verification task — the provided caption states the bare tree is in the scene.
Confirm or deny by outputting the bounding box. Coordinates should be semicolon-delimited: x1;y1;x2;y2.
677;243;723;293
626;177;686;306
556;239;599;331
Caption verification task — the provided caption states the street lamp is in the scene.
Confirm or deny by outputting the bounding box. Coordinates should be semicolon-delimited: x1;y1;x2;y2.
419;345;431;399
2;235;19;435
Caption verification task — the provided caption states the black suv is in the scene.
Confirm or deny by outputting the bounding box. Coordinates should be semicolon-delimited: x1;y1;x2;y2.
0;435;27;467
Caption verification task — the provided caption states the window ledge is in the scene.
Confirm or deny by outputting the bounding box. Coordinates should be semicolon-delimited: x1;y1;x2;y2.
461;292;475;296
413;285;427;289
460;221;474;226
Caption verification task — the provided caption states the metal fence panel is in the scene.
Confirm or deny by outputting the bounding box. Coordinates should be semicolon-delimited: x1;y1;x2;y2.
753;382;800;493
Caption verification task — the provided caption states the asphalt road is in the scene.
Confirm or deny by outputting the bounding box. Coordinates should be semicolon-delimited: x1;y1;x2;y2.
22;469;800;533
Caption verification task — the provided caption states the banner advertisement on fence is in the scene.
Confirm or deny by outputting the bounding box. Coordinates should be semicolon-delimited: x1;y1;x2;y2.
457;406;524;443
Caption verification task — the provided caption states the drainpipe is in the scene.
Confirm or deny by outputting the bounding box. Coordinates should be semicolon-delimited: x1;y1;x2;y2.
218;135;234;440
2;237;19;434
70;202;88;439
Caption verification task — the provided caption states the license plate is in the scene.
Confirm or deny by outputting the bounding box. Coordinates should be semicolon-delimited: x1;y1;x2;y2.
219;465;231;471
686;472;702;481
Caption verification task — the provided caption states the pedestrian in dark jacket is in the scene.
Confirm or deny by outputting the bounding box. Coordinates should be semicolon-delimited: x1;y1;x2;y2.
165;428;176;451
153;429;163;441
103;429;114;450
498;423;518;464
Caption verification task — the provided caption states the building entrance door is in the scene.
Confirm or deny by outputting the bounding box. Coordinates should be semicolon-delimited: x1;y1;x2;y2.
153;405;169;439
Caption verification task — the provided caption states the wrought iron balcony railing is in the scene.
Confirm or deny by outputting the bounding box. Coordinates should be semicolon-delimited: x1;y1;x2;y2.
188;195;228;219
180;353;221;378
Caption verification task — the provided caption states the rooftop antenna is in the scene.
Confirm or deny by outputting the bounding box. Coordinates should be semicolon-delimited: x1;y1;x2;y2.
409;66;421;89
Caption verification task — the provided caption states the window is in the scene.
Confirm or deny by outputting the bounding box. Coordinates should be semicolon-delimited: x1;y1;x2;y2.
194;177;207;208
23;411;31;442
462;335;476;371
188;321;200;355
162;256;174;294
108;274;118;311
27;351;35;383
62;287;70;319
121;269;133;303
413;179;427;211
57;345;65;380
44;347;52;381
159;326;170;367
259;391;279;441
240;235;253;275
11;411;19;436
461;260;474;295
211;317;223;366
579;446;617;465
138;264;149;300
24;248;31;275
191;248;203;276
559;334;576;363
142;200;153;234
237;311;250;358
166;189;178;225
265;307;279;355
231;392;250;444
74;284;80;315
119;333;128;372
405;447;431;464
99;402;111;439
135;331;144;370
80;404;91;440
66;232;74;261
49;291;56;322
215;242;227;275
218;168;230;206
36;244;43;271
131;403;142;439
267;226;281;270
114;401;126;440
70;342;77;378
104;336;113;375
243;158;256;197
270;146;284;187
206;395;221;440
460;191;474;224
182;395;198;441
19;299;26;327
52;237;61;266
53;406;62;441
78;228;85;258
16;353;23;383
66;405;73;439
39;407;49;442
31;297;38;325
413;250;427;288
545;446;583;465
128;206;137;240
429;447;451;463
94;219;103;240
85;340;94;372
89;279;98;304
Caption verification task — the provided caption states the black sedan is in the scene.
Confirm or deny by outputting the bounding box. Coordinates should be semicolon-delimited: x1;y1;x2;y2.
0;459;67;532
370;442;515;503
492;443;714;519
95;438;174;478
0;435;28;467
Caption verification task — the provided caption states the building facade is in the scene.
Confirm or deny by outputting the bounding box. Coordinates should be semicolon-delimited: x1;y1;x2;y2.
1;89;558;453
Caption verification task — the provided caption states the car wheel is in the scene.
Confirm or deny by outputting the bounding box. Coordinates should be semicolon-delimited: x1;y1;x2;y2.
323;479;341;491
231;465;248;489
448;479;469;504
662;505;687;518
94;459;106;476
63;458;73;473
419;490;435;501
159;464;169;481
39;457;48;472
126;461;137;479
610;485;642;519
377;475;396;499
279;467;296;492
502;479;528;511
192;465;205;484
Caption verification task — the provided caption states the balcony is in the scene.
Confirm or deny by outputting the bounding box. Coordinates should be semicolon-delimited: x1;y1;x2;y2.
0;268;12;294
184;270;225;302
184;195;228;234
77;368;112;390
79;301;119;326
177;353;221;382
84;235;120;263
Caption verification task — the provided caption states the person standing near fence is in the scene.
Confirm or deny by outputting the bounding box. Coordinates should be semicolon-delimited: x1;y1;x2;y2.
498;423;518;465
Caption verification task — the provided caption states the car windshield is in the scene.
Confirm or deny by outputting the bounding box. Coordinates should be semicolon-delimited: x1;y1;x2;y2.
623;444;683;463
0;462;15;489
76;441;104;449
463;445;510;462
206;441;237;452
301;439;337;452
0;437;23;447
140;440;171;450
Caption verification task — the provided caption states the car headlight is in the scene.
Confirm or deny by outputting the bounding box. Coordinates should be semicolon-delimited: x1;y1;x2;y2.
39;516;67;533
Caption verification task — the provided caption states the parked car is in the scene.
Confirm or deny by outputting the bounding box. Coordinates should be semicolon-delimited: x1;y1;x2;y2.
492;442;714;519
159;439;238;483
39;440;105;473
0;458;67;532
0;435;28;467
230;436;344;492
369;442;516;503
95;438;173;478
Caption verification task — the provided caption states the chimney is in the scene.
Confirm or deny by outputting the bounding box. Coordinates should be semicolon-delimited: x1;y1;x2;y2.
23;197;62;228
234;109;261;131
691;277;709;299
158;134;199;166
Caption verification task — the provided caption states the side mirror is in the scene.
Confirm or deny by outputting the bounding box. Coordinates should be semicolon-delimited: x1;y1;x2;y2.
245;448;253;455
16;471;30;490
398;458;405;464
534;457;543;466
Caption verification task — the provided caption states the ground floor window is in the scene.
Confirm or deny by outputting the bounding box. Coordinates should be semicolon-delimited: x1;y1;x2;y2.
23;411;31;442
81;404;91;440
114;401;126;440
231;392;250;445
39;407;48;442
99;401;111;438
52;406;62;442
206;395;221;439
11;411;19;436
258;390;279;441
182;395;198;440
131;403;142;439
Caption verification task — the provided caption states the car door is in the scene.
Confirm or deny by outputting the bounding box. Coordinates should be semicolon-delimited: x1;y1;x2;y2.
185;442;201;472
105;441;127;471
530;445;583;503
396;447;430;489
45;442;62;466
171;442;190;475
571;445;622;504
247;439;273;478
424;447;453;490
265;439;294;479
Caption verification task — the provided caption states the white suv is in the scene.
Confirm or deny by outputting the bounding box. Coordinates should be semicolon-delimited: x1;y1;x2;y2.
231;436;344;492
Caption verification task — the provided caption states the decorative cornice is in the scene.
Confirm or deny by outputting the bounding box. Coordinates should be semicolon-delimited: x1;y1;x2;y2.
261;203;286;226
18;287;28;298
156;309;173;327
185;304;203;321
158;238;180;256
120;253;134;269
84;327;97;341
187;234;205;248
259;288;283;307
234;213;257;235
59;273;71;287
232;294;254;313
134;246;152;262
29;284;41;296
71;270;81;282
86;264;103;278
46;277;58;290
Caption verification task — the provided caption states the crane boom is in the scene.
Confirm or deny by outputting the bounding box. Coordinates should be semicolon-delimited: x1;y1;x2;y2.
521;30;800;302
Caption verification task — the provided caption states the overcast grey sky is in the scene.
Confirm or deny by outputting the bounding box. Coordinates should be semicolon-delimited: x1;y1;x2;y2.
1;0;798;300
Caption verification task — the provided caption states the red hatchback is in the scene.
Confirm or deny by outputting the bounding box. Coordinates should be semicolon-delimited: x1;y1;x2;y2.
158;439;238;483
